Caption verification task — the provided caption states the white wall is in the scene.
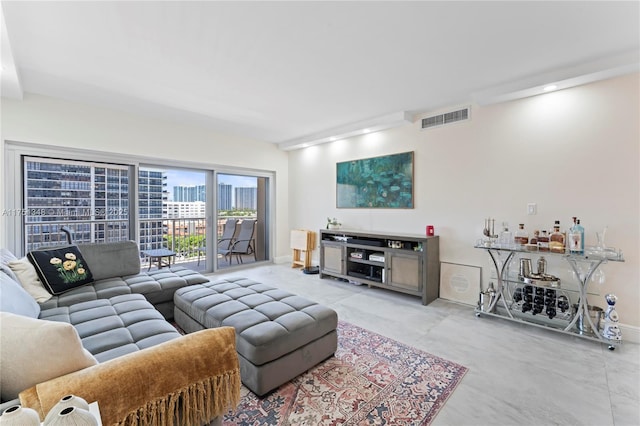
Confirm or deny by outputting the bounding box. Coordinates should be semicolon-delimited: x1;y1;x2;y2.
0;93;290;260
2;75;638;335
288;73;640;334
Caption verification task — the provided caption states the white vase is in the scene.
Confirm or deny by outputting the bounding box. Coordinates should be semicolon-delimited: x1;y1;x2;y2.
0;405;40;426
43;406;97;426
44;395;90;424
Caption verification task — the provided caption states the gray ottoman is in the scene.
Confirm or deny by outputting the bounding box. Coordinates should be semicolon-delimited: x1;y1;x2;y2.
174;277;338;396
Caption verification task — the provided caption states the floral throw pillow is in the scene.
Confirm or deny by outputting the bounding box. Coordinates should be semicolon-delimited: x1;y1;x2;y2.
26;246;94;295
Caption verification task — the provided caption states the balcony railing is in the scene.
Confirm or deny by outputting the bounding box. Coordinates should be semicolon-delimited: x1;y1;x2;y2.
25;220;129;252
25;215;256;270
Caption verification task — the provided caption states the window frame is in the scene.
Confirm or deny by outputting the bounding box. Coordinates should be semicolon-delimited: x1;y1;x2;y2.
3;140;276;271
22;155;132;251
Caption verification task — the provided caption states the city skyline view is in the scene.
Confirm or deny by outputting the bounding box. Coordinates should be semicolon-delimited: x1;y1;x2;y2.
164;170;257;203
20;158;264;253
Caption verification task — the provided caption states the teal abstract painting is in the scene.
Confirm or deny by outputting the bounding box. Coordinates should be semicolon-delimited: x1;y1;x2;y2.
336;151;414;208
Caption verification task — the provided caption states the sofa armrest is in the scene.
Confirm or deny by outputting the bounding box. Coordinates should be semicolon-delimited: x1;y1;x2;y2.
20;327;240;425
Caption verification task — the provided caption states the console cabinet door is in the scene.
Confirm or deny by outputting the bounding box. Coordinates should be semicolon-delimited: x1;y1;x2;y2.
387;252;422;292
322;244;344;275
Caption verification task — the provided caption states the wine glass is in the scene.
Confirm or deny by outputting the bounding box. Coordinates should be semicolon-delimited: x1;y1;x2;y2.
591;268;606;285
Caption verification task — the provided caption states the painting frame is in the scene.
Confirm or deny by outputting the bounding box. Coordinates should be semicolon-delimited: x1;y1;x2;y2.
336;151;414;209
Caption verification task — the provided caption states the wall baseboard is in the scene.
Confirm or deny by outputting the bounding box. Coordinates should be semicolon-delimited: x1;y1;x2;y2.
619;323;640;344
265;259;639;346
273;255;290;264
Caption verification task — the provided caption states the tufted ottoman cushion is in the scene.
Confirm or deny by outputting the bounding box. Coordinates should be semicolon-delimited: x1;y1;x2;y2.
174;277;338;396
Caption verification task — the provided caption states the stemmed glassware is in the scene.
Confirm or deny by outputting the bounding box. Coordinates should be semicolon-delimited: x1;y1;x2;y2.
595;226;608;253
591;268;606;285
590;226;623;260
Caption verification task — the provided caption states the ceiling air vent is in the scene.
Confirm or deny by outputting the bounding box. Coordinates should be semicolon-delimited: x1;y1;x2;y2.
421;107;470;130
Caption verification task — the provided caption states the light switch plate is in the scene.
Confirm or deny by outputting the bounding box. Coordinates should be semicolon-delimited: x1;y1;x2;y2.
527;203;537;215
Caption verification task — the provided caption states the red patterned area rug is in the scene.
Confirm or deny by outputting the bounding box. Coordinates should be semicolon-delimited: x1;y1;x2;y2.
223;321;468;425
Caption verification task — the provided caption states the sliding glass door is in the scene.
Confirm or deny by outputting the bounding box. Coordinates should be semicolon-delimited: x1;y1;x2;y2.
13;147;272;273
216;173;269;269
139;169;271;271
139;166;207;271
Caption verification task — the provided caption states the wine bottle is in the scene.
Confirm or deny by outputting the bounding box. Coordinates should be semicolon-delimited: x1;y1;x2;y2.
546;306;557;319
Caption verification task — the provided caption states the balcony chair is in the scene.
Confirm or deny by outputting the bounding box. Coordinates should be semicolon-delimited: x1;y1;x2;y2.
215;218;239;264
192;234;207;266
228;219;257;264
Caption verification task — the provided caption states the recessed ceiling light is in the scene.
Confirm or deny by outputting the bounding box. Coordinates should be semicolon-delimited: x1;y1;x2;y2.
278;111;412;151
543;85;558;92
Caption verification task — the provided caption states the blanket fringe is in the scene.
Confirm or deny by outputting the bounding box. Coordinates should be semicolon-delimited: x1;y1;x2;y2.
116;370;241;426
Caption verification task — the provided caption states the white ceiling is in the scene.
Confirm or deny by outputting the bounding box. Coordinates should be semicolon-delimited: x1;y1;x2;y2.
1;1;638;147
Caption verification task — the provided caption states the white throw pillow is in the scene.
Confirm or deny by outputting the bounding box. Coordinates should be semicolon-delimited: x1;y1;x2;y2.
7;257;52;302
0;273;40;318
0;312;98;401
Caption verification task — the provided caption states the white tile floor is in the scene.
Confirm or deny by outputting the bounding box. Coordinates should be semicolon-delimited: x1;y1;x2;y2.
210;263;640;426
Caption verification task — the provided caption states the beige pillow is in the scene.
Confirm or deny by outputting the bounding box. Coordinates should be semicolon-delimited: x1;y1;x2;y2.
7;257;52;302
0;312;98;401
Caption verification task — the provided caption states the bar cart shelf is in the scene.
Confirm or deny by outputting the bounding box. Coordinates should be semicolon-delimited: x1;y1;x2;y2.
475;244;624;350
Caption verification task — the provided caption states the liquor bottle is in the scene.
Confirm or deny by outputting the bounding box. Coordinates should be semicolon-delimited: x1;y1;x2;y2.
568;217;578;246
576;220;585;252
514;223;529;245
568;217;585;254
549;220;565;253
537;230;549;252
499;222;512;247
530;230;539;245
601;294;622;341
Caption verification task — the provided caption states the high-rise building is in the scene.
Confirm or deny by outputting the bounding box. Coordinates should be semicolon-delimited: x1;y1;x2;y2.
138;169;168;250
218;183;232;210
23;158;130;250
173;185;206;202
235;187;257;210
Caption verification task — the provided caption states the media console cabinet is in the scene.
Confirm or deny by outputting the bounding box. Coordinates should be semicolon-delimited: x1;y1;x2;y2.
319;229;440;305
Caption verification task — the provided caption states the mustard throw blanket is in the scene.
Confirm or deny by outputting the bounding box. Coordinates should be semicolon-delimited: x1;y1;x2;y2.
20;327;241;426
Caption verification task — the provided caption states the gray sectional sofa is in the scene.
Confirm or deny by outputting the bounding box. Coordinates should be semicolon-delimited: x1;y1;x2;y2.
0;241;240;425
37;240;209;320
